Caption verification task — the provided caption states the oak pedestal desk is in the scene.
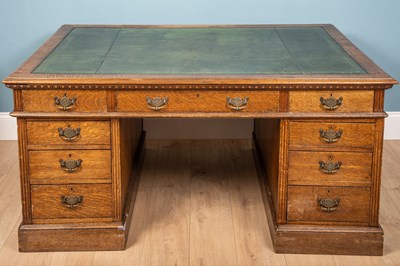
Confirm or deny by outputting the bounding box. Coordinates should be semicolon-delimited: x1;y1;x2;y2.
3;24;397;255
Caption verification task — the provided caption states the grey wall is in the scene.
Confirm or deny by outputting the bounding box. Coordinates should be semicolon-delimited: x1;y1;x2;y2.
1;0;399;112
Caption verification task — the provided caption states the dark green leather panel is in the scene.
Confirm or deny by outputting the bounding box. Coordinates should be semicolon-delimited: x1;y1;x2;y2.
34;28;120;74
97;28;300;74
276;28;366;74
33;27;366;75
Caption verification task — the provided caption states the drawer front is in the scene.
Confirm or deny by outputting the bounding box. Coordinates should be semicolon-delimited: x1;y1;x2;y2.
29;150;111;181
289;91;374;113
31;184;112;219
289;121;375;150
117;90;279;112
288;151;372;186
27;120;110;146
287;186;370;224
22;90;107;112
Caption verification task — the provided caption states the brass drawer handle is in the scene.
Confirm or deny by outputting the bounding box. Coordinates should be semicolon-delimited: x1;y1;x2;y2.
59;159;82;172
320;95;343;110
319;127;343;143
226;96;249;111
318;198;340;212
319;155;342;174
61;195;83;208
58;126;81;141
54;94;77;111
146;96;168;111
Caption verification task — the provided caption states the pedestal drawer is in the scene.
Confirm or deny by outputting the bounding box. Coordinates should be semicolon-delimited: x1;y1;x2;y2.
29;150;111;182
27;120;110;146
117;90;279;113
289;121;375;150
31;184;112;219
22;90;107;112
288;151;372;186
287;186;370;224
289;91;374;113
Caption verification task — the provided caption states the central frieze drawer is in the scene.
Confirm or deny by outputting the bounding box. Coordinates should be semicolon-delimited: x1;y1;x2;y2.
288;151;372;186
29;150;111;182
117;90;279;112
27;120;110;146
31;184;113;220
289;121;375;150
287;186;370;224
289;90;374;113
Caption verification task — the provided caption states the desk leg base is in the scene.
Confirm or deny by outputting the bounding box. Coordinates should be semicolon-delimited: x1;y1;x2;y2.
271;224;383;256
252;132;384;256
18;130;146;252
18;223;128;252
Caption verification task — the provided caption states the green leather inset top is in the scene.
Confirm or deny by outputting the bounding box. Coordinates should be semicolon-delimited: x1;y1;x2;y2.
33;27;366;75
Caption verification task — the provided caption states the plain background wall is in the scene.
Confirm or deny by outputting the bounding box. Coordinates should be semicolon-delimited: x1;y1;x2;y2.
1;0;399;112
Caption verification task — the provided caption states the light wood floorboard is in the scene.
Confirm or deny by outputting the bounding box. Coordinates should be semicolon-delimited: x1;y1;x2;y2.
0;140;399;266
224;140;286;266
92;142;160;265
140;141;191;266
189;140;238;266
0;141;21;251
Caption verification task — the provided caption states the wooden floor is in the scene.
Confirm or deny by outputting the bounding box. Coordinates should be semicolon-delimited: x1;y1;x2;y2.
0;140;399;266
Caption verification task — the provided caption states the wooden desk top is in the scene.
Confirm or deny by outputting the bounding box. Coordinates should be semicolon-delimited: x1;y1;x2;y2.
3;25;397;89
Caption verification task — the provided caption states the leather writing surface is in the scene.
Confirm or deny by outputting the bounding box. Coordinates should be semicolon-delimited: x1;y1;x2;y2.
33;27;366;75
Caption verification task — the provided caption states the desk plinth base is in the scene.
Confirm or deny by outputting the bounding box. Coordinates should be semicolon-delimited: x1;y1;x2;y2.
252;131;384;256
18;175;142;252
270;224;383;256
260;186;384;256
18;130;146;252
18;223;128;252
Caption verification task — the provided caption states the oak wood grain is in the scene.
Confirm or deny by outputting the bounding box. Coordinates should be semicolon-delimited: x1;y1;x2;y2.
275;225;383;256
374;90;385;112
117;90;279;113
254;119;282;220
287;186;370;224
117;118;143;220
278;119;290;224
18;224;126;252
1;140;400;262
27;120;110;146
289;120;375;151
370;118;385;226
13;90;22;111
17;118;32;223
253;137;384;255
288;151;373;187
289;90;374;112
22;90;107;112
31;184;113;220
28;150;111;182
